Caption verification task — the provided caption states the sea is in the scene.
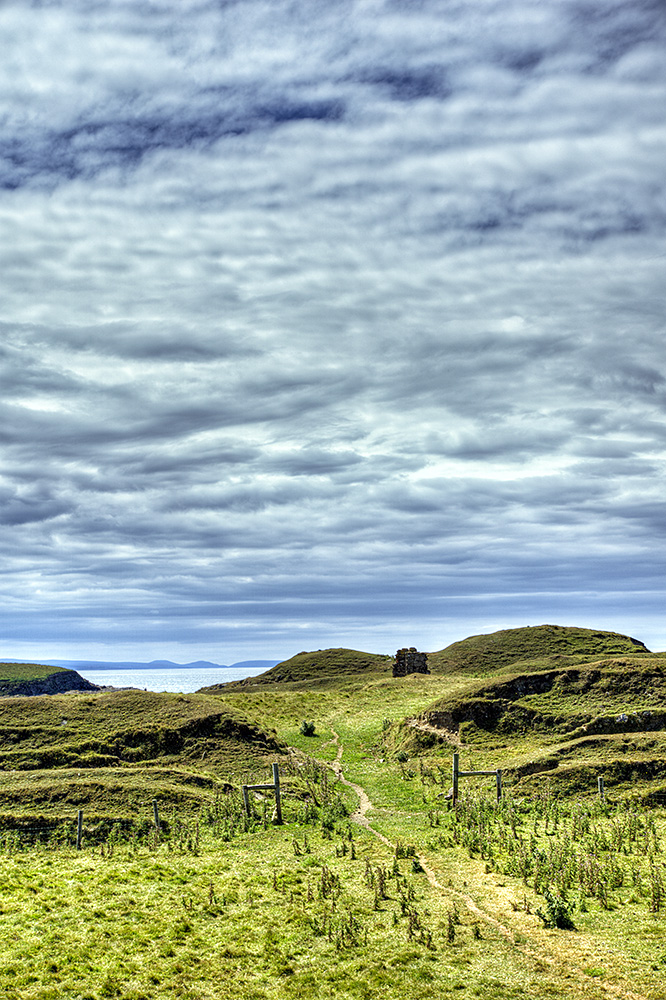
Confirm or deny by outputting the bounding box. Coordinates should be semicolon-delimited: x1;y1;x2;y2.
75;664;269;693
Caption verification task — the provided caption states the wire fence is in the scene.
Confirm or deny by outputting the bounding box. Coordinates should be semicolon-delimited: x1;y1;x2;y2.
0;808;160;850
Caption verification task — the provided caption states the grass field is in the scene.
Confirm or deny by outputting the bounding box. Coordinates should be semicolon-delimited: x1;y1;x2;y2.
1;625;665;999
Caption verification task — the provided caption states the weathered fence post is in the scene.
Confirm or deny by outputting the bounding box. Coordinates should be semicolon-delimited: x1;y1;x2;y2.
153;799;161;833
76;810;83;851
272;762;282;825
241;764;283;823
598;776;605;802
453;754;502;804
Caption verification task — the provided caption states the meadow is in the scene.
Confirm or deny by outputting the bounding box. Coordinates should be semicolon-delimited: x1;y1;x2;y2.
1;625;665;999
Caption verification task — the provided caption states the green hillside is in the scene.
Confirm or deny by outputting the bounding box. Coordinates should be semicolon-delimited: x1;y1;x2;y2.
421;657;666;739
204;647;392;688
0;662;69;682
426;624;650;674
409;649;666;800
0;661;98;696
0;688;284;821
0;688;282;768
203;626;651;691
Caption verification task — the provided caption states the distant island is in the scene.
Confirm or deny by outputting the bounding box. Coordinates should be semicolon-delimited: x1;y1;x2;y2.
31;658;281;671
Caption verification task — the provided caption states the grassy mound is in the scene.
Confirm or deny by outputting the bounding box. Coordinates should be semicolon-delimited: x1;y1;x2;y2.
426;624;650;674
203;647;392;688
422;657;666;739
0;689;285;821
0;765;227;826
0;662;70;682
414;651;666;799
0;688;283;770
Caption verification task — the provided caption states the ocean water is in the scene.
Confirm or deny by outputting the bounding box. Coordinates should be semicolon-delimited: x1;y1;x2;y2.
76;665;268;693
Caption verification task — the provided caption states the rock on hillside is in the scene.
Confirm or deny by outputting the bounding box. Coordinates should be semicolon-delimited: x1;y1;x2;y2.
426;624;650;674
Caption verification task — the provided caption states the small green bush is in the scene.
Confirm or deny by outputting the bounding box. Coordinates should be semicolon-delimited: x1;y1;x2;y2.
536;888;576;930
300;720;316;736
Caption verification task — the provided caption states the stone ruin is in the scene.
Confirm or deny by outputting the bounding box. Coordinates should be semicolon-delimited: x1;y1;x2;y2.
392;647;429;677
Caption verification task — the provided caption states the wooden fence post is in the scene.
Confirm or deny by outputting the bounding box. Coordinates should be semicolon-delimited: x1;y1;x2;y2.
598;776;605;802
242;764;283;822
76;810;83;850
272;763;283;824
153;799;161;833
453;755;502;804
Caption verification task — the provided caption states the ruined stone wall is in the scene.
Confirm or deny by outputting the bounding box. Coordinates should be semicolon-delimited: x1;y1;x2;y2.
392;647;429;677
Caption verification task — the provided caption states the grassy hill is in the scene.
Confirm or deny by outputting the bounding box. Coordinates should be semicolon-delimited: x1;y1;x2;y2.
420;657;666;738
407;649;666;800
203;627;651;692
0;688;285;823
0;688;282;768
0;662;71;682
425;623;650;674
203;647;392;688
0;661;98;696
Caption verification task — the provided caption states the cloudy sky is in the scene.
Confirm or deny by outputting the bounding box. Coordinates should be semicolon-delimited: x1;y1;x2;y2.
1;0;665;663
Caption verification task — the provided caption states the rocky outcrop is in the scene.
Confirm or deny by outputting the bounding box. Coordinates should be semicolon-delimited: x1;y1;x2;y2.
0;670;100;698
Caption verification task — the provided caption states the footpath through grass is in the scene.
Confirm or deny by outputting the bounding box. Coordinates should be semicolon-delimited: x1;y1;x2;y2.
0;819;620;1000
222;671;666;999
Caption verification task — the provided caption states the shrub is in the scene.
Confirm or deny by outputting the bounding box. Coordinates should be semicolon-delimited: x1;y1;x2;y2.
536;888;576;930
300;720;316;736
320;797;349;831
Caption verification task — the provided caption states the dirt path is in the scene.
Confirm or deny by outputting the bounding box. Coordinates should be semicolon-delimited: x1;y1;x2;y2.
328;731;392;847
327;730;514;938
325;729;645;1000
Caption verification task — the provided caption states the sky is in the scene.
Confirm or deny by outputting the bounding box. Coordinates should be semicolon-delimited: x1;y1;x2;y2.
1;0;665;664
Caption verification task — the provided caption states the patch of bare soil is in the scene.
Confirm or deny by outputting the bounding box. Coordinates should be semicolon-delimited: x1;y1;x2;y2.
407;716;460;745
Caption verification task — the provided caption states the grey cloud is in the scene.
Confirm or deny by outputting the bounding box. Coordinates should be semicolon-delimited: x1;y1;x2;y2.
569;438;644;459
0;359;366;465
49;324;255;362
157;477;340;514
567;0;666;70
424;425;570;462
119;441;262;478
0;0;664;659
1;0;663;197
0;484;71;526
576;358;666;399
568;457;658;478
0;95;345;189
0;342;85;398
262;448;363;477
348;65;453;102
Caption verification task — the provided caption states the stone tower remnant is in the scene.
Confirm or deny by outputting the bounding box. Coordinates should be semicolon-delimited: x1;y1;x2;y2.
392;647;429;677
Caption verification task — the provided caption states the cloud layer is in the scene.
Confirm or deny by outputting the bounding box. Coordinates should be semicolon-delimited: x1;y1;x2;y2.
1;0;665;659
